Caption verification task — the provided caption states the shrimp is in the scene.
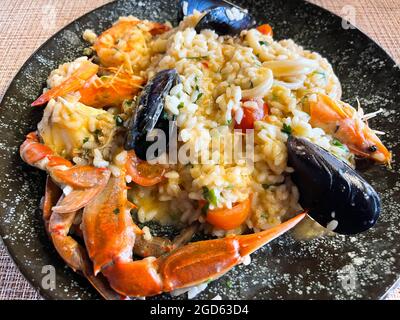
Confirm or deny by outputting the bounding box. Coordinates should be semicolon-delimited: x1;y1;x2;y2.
92;18;170;74
79;67;144;108
32;60;99;107
32;60;143;109
309;93;391;164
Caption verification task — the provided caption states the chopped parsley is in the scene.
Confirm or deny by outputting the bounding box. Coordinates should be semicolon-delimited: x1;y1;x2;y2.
114;115;124;126
178;102;185;109
201;202;210;215
226;118;232;125
122;99;133;109
113;208;120;215
162;111;169;120
262;183;280;190
186;56;209;60
202;187;217;207
313;70;327;80
332;138;345;148
195;92;203;102
82;137;89;144
281;123;292;135
226;280;233;288
82;47;93;56
259;41;269;46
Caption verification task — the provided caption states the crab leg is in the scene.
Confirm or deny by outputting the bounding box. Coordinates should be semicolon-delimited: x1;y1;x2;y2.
40;179;120;300
81;174;138;275
20;132;111;213
103;213;304;297
81;174;305;297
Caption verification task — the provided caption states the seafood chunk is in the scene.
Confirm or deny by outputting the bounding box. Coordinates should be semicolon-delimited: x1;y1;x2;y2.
93;18;170;74
287;136;381;235
309;93;391;164
125;69;180;160
38;97;115;159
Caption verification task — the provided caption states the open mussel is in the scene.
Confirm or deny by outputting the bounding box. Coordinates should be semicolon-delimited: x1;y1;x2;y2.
287;136;381;235
124;69;180;161
178;0;233;20
179;0;255;36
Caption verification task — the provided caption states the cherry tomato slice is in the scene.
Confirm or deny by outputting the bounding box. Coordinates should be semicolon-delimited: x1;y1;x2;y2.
126;150;165;187
257;24;273;36
235;98;269;131
206;197;251;230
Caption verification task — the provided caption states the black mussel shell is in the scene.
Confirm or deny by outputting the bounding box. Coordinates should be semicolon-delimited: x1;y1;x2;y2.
287;136;381;235
195;6;255;36
178;0;238;20
124;69;180;161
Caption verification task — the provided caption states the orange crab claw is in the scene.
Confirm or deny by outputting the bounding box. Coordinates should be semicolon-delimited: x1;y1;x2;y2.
21;131;112;214
31;60;99;107
20;132;73;169
42;176;62;224
102;213;305;297
47;194;121;300
51;166;111;189
82;174;137;275
52;169;111;214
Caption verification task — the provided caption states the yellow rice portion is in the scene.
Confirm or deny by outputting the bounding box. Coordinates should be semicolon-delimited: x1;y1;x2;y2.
44;12;354;237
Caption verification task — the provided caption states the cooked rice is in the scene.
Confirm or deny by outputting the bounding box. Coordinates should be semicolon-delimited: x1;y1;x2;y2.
41;11;355;238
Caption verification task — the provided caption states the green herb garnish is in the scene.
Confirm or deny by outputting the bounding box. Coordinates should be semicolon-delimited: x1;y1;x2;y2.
83;137;89;144
162;111;169;120
226;280;233;288
259;41;269;46
178;102;185;109
83;47;93;56
332;139;345;148
313;71;327;80
201;202;210;215
226;119;232;125
281;123;292;135
114;115;124;126
186;56;209;60
195;92;203;102
202;187;217;207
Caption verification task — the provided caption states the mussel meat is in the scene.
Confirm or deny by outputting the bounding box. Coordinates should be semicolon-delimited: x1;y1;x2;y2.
124;69;180;161
287;136;381;235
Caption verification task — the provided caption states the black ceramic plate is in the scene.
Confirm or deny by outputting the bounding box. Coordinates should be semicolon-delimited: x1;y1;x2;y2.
0;0;399;300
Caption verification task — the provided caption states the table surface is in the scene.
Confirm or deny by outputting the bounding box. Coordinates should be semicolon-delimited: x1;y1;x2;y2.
0;0;399;300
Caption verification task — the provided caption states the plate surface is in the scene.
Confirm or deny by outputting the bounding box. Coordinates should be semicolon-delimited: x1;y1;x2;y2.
0;0;399;300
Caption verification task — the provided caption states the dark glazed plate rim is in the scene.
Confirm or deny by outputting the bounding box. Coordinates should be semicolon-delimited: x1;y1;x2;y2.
1;0;399;300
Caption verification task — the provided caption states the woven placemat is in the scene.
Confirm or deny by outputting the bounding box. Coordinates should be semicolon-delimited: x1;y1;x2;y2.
0;0;399;300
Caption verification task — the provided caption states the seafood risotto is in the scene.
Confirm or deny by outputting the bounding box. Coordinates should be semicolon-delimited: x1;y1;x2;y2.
19;1;390;298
